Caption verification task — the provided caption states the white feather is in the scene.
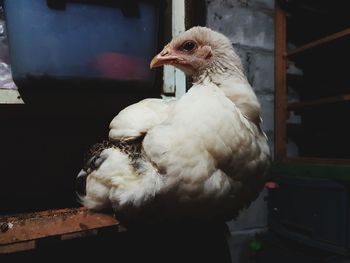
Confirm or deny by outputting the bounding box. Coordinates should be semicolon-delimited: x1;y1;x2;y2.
109;98;176;141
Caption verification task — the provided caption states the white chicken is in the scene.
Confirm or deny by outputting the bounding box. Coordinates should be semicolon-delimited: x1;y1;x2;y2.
77;27;270;223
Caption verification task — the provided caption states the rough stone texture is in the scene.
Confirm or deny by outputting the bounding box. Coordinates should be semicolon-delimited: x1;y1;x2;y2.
251;52;274;93
227;189;269;232
233;45;251;76
227;228;267;263
207;2;274;50
210;0;274;9
249;0;275;9
207;1;275;262
233;46;274;94
259;93;274;132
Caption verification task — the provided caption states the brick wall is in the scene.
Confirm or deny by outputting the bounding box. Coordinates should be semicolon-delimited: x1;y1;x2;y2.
206;1;275;262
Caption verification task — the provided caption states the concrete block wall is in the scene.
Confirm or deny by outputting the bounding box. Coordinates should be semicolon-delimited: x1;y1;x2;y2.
206;1;275;262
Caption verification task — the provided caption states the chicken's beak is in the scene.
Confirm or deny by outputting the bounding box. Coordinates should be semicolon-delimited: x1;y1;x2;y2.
150;47;179;68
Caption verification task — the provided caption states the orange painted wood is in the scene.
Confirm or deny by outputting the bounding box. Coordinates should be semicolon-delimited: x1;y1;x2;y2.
282;157;350;166
275;4;288;161
0;207;119;254
287;94;350;110
287;27;350;57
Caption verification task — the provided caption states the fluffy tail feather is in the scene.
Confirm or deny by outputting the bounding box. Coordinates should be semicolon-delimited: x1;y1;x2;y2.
76;140;161;214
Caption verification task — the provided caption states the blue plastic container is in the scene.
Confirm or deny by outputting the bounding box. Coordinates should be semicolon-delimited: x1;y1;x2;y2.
3;0;160;90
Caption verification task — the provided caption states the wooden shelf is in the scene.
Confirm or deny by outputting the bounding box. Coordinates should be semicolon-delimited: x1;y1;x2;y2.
275;2;350;169
0;207;120;254
270;161;350;181
281;157;350;167
282;157;350;166
287;94;350;111
287;27;350;57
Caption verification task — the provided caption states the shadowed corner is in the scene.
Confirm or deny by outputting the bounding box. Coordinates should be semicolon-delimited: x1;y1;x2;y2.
76;170;87;198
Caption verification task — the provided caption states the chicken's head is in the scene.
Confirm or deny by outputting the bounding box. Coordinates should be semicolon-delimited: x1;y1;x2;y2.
150;26;243;78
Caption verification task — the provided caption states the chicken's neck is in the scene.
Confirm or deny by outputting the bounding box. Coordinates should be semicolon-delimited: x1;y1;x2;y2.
192;55;262;128
192;51;246;83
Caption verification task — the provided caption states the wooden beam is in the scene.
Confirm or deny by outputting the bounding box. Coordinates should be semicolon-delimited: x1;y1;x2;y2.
275;4;287;161
270;161;350;181
0;207;119;254
282;157;350;166
287;27;350;57
288;94;350;110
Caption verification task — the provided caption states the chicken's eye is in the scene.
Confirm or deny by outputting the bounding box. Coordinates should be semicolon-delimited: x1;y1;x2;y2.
182;41;196;52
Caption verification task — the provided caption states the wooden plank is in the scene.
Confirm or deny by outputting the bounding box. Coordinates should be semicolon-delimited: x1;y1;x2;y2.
287;27;350;57
275;4;287;161
0;241;36;254
0;207;119;254
287;94;350;110
282;157;350;166
270;161;350;181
